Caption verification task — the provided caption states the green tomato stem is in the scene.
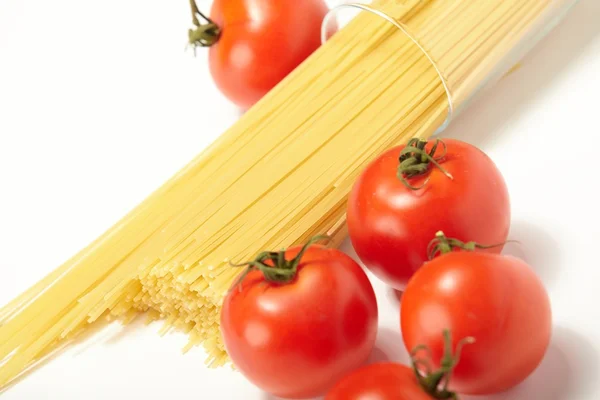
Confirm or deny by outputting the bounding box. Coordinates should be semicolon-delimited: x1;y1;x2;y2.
188;0;221;48
427;231;510;260
229;235;329;290
396;138;453;190
411;329;475;400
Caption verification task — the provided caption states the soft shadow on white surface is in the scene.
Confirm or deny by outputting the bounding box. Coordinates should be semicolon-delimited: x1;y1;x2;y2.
70;314;155;355
385;287;403;307
338;236;357;258
503;220;562;287
464;326;598;400
101;316;153;346
441;0;600;148
367;326;409;365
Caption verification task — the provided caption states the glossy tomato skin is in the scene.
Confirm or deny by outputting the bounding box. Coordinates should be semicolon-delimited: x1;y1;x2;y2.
220;245;378;399
346;139;510;290
326;362;432;400
401;252;552;395
208;0;329;109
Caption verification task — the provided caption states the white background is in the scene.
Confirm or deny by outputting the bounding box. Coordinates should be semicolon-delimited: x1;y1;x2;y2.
1;0;599;399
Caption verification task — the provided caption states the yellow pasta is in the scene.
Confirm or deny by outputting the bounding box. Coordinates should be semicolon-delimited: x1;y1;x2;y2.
0;0;577;390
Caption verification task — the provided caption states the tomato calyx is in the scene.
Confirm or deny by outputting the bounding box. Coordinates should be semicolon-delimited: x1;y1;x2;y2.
397;138;453;190
230;235;329;289
411;330;475;399
188;0;221;49
427;231;508;260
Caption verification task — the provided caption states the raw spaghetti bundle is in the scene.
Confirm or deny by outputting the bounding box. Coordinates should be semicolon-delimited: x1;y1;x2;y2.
0;0;579;390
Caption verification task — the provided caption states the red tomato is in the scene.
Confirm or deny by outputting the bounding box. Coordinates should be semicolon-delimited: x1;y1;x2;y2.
346;138;510;290
325;362;434;400
401;251;552;395
220;241;378;399
203;0;329;109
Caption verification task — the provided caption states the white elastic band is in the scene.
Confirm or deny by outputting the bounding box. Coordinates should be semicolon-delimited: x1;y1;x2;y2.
321;3;454;134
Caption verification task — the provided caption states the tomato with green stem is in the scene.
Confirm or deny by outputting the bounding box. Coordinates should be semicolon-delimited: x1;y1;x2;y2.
326;330;473;400
188;0;330;109
401;232;552;395
346;138;511;290
220;237;378;399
